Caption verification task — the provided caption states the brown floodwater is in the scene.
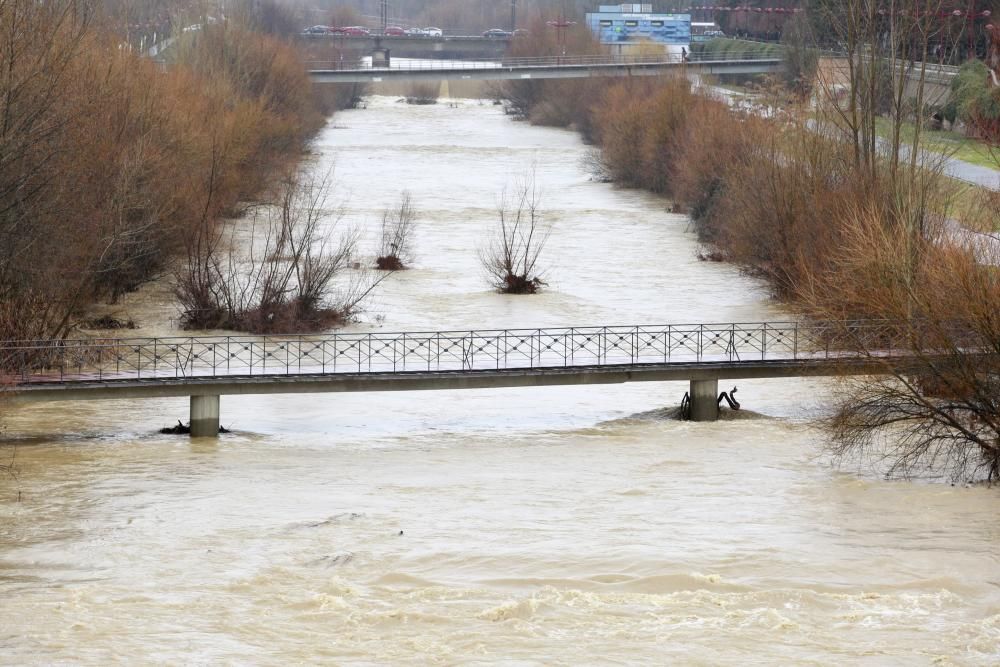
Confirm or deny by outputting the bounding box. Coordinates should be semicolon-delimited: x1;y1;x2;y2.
1;97;998;665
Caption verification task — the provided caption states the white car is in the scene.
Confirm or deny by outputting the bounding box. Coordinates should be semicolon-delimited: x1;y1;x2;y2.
422;27;443;37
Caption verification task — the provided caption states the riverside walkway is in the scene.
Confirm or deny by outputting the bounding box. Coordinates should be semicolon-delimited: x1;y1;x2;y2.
3;321;908;436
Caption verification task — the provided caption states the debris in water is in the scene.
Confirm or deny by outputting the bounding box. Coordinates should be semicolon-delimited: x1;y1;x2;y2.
159;421;230;435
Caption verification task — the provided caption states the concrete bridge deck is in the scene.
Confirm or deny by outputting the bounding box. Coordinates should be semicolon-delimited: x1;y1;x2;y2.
3;321;913;434
9;358;892;402
307;53;783;83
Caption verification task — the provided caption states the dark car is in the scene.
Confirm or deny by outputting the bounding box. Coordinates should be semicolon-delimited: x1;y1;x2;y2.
483;28;512;39
383;26;406;36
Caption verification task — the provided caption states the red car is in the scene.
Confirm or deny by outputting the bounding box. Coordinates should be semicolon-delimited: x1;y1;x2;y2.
383;26;406;36
341;26;371;36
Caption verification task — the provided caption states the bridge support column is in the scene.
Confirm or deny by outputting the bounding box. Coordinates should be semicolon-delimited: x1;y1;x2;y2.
689;379;719;422
372;47;390;68
190;394;220;438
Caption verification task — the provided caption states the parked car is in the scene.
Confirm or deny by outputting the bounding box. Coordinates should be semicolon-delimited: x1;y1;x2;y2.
483;28;512;39
383;26;406;36
303;25;328;35
512;28;529;38
339;26;371;36
404;27;424;36
422;27;443;37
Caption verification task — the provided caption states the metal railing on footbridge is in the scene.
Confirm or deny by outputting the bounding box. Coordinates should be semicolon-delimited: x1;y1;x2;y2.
0;321;907;385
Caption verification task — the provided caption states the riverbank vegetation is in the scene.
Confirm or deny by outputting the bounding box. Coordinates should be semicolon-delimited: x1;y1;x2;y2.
496;3;1000;480
495;14;606;139
949;58;1000;144
0;0;330;344
175;168;385;333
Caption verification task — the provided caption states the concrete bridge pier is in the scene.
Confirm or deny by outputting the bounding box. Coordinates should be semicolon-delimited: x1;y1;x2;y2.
372;47;390;68
190;394;220;438
689;378;719;422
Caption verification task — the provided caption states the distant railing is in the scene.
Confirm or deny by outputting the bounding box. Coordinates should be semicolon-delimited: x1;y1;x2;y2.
305;51;784;72
0;321;906;384
299;33;506;41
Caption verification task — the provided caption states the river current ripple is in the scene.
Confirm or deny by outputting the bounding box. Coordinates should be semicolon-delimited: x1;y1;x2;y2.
1;97;998;664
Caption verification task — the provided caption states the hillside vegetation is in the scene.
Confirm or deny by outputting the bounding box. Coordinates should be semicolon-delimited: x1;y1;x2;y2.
0;0;325;341
494;4;1000;481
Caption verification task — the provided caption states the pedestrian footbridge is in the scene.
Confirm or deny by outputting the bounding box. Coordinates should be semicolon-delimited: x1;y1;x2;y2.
3;321;918;436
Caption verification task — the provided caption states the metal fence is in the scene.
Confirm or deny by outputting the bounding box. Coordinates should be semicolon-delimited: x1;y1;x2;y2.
0;321;905;384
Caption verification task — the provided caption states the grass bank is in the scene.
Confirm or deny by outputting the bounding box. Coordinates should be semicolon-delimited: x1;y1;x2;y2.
873;117;999;170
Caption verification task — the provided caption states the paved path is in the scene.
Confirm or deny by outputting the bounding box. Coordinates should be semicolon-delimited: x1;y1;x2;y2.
942;154;999;190
705;82;999;192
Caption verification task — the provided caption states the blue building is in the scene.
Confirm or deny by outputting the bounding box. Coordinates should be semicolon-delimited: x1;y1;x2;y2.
585;4;691;55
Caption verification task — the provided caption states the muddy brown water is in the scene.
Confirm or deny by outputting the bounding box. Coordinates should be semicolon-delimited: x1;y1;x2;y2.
1;98;998;664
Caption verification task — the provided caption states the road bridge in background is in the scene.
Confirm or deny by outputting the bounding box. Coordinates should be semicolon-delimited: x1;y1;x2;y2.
307;53;784;83
6;321;917;435
299;33;511;60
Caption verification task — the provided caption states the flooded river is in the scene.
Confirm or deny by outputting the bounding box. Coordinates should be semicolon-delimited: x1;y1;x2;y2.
2;98;999;664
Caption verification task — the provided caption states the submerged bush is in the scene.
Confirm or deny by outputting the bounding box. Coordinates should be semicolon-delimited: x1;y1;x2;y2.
376;192;417;271
480;177;550;295
176;170;385;334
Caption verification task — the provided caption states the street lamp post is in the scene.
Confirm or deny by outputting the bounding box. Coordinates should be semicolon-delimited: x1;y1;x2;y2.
968;0;977;59
546;17;576;59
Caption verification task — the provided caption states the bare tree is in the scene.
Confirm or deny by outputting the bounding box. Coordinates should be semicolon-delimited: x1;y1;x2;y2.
376;191;417;270
798;205;1000;483
791;0;1000;482
0;0;93;341
480;175;550;294
0;0;325;343
812;0;960;185
176;166;389;333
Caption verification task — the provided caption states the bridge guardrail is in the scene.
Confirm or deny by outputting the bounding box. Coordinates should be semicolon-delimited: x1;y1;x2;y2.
0;321;907;384
299;34;506;42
